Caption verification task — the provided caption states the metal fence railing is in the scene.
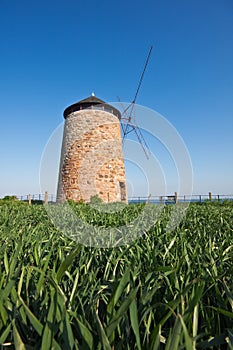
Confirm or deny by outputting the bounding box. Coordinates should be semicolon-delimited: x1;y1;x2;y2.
128;194;233;204
1;192;233;205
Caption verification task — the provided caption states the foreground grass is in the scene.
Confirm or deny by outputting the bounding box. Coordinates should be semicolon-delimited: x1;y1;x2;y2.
0;201;233;349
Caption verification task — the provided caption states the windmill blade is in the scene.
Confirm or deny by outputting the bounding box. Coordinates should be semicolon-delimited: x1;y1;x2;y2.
132;46;153;104
121;102;135;142
119;46;153;157
133;126;151;159
121;122;151;159
119;46;153;119
117;97;134;139
121;44;151;122
120;102;151;159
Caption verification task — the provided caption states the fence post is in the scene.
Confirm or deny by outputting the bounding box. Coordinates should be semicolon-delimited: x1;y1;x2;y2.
28;194;31;205
199;195;202;203
174;192;178;204
209;192;212;202
146;194;151;204
44;191;48;204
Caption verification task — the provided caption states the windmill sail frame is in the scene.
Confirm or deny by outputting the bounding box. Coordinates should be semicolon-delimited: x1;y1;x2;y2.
119;46;153;159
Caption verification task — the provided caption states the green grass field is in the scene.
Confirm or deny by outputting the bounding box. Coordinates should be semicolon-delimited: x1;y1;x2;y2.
0;200;233;349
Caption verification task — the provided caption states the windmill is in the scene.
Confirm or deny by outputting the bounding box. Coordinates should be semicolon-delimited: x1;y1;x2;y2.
119;46;153;159
56;47;153;203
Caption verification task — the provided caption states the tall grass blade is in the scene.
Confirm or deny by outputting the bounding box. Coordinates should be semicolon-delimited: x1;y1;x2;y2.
63;313;75;350
129;298;141;350
0;322;12;344
56;246;81;283
107;266;130;315
76;318;94;350
41;295;56;350
18;296;43;336
197;333;227;348
223;279;233;311
165;316;182;350
192;304;198;349
179;314;193;349
13;320;26;350
106;287;139;337
95;311;111;350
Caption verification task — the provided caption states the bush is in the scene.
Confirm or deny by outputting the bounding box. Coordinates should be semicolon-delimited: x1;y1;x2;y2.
2;195;18;201
89;194;103;205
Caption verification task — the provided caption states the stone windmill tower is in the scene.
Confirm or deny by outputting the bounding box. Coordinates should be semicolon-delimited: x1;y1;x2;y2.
56;94;127;203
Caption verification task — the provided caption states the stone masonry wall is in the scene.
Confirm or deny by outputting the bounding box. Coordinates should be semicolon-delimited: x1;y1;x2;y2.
56;109;127;203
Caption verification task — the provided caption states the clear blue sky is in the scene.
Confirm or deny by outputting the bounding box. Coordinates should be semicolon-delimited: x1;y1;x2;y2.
0;0;232;197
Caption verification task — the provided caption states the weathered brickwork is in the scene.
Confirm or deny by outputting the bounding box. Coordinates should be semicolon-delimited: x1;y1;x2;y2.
57;108;127;203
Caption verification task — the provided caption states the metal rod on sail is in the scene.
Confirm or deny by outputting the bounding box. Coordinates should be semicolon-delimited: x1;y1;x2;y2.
120;46;153;155
132;46;153;104
133;127;150;159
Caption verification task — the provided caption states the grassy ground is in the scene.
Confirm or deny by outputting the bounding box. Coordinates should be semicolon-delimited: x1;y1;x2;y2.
0;200;233;349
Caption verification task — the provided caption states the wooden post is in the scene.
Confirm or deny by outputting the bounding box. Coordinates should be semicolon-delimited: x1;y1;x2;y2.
146;194;151;204
44;191;48;204
184;195;186;202
174;192;178;204
159;196;163;204
209;192;212;202
217;194;220;202
28;194;31;205
199;195;202;203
